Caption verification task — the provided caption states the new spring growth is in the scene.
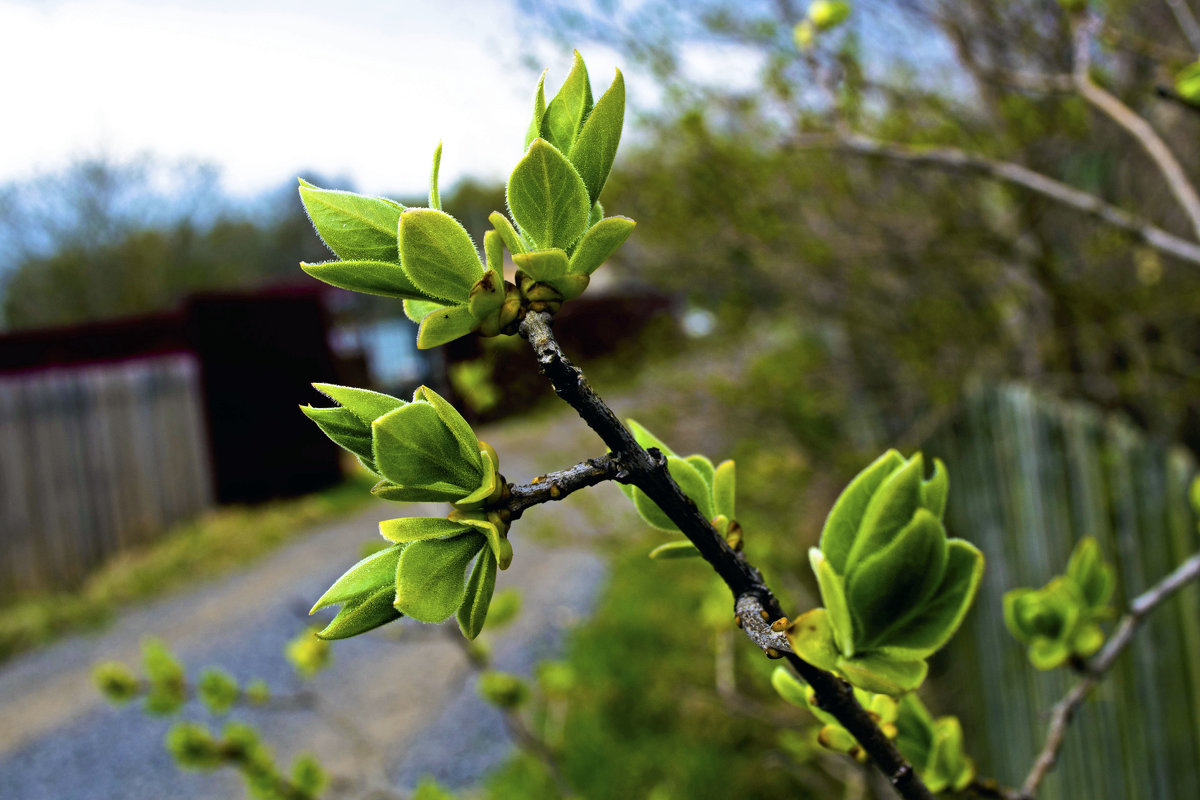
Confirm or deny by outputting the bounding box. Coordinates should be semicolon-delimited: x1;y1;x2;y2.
1003;537;1115;670
788;450;985;695
303;383;514;640
298;51;635;350
615;419;738;559
771;666;975;792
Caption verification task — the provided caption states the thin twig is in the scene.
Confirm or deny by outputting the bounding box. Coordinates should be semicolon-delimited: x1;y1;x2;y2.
786;133;1200;268
1073;16;1200;241
505;454;622;520
1164;0;1200;53
518;312;934;800
1018;551;1200;798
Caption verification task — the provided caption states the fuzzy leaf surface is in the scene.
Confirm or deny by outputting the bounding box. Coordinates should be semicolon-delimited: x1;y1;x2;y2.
506;139;589;250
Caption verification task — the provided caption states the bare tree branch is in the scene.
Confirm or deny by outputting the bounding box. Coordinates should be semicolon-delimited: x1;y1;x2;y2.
1073;16;1200;241
518;311;935;800
505;454;622;520
1018;551;1200;799
786;133;1200;268
1164;0;1200;52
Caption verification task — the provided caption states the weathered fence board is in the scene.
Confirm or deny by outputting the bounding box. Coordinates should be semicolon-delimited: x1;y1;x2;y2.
0;356;214;600
927;384;1200;800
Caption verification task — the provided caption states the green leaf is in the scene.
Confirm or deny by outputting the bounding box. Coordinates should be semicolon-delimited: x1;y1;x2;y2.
569;68;625;204
489;211;528;255
568;216;635;275
394;532;487;623
539;50;592;154
810;548;855;656
301;259;433;300
301;406;375;469
372;480;470;503
429;140;443;211
398;208;484;304
588;200;605;228
298;179;404;262
1065;537;1114;609
1175;59;1200;103
457;550;498;639
373;401;482;491
836;651;928;696
310;544;403;613
713;460;736;520
786;608;841;674
316;585;402;640
685;454;716;491
416;303;477;349
626;418;676;456
1029;637;1072;670
770;666;810;708
404;298;446;323
648;541;701;559
525;69;548;149
453;449;501;508
921;458;948;519
513;248;569;283
457;513;514;569
872;538;984;660
313;383;406;425
412;385;482;469
820;450;906;573
506;139;590;250
379;516;473;544
809;0;852;31
483;229;504;276
846;453;925;568
846;509;949;648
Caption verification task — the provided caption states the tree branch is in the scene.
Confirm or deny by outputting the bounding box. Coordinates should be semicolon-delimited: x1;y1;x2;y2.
1164;0;1200;53
518;311;934;800
505;454;622;520
1018;551;1200;799
1073;16;1200;241
786;133;1200;268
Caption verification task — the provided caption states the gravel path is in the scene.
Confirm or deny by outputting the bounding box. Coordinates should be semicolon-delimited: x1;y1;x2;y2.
0;407;635;800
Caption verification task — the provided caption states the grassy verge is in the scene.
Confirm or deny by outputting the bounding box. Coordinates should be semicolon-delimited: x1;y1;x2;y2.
0;472;376;664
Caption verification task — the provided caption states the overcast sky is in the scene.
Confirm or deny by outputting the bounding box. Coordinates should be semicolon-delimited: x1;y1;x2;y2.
0;0;634;198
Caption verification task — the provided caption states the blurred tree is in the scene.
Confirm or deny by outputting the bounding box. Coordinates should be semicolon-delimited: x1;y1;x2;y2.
523;0;1200;454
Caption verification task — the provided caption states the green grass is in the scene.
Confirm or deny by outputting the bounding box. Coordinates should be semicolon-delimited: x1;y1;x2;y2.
0;472;376;664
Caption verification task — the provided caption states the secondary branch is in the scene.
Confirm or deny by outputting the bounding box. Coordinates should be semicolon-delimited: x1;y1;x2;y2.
518;311;934;800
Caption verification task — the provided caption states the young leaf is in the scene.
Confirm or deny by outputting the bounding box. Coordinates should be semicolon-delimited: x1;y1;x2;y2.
310;544;403;613
412;385;483;469
416;304;477;349
525;69;548;149
845;453;924;567
373;401;482;491
506;139;590;250
513;248;570;283
313;383;406;425
372;479;472;503
489;211;528;255
301;406;375;468
713;460;736;520
301;259;433;300
770;666;810;708
820;449;906;573
483;229;504;276
539;50;592;154
836;651;928;696
429;140;443;211
404;297;446;323
568;216;635;275
569;68;625;204
626;419;676;456
810;548;855;656
316;585;402;640
379;516;473;544
298;180;404;262
468;269;506;321
394;532;487;623
398;208;485;304
685;454;715;491
648;541;701;559
457;550;498;639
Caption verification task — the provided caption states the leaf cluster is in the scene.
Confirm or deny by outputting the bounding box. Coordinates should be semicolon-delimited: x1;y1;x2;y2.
789;450;984;695
1003;537;1115;670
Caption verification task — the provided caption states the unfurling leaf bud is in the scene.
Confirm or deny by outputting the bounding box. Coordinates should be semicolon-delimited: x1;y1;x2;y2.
789;451;983;695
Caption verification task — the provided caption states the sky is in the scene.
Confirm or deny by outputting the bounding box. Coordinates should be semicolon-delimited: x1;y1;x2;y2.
0;0;630;198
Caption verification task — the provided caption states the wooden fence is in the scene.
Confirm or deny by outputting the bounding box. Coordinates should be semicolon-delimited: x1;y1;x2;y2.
0;355;214;600
926;384;1200;800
